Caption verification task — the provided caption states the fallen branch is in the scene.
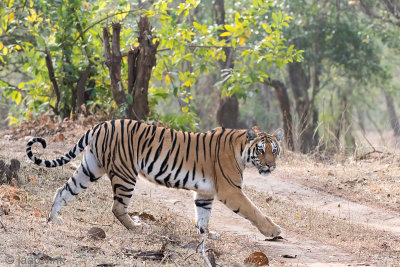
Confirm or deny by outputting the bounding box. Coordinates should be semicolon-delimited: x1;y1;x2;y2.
357;132;390;160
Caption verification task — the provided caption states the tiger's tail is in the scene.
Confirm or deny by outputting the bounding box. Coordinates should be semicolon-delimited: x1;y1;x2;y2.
26;128;94;168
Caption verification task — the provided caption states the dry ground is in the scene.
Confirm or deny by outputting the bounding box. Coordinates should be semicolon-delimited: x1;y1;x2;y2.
1;121;400;266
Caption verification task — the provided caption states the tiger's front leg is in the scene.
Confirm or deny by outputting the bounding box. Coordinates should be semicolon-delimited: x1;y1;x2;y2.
193;192;214;234
218;189;281;237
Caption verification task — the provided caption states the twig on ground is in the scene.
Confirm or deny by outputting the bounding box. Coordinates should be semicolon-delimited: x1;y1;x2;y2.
201;234;213;267
0;219;6;232
73;217;112;227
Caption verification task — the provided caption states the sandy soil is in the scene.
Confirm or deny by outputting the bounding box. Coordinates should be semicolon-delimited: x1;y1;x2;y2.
1;135;400;266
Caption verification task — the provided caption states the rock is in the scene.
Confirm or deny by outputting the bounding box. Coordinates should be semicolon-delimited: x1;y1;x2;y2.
88;227;106;239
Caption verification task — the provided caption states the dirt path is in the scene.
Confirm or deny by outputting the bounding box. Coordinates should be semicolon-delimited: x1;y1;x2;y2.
134;177;364;266
246;169;400;236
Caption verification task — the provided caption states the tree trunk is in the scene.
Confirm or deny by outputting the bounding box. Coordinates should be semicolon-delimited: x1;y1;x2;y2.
384;91;400;136
268;80;294;150
126;16;159;120
288;62;318;153
216;95;239;128
103;23;127;110
44;47;60;115
214;0;239;128
76;61;93;113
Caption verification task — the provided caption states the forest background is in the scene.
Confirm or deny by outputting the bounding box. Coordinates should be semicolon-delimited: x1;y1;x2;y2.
1;0;400;157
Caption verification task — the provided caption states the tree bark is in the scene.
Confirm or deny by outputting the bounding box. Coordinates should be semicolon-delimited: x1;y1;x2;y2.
126;16;159;120
103;23;127;109
267;80;294;150
384;91;400;136
288;62;319;153
216;96;239;128
76;61;93;113
44;47;60;115
214;0;238;128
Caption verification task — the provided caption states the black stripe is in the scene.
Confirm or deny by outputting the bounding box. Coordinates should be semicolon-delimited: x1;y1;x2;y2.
71;177;77;187
182;171;189;187
164;173;171;187
195;133;200;162
144;125;151;138
120;120;128;161
203;133;206;161
141;139;149;155
127;122;138;176
65;183;77;196
151;125;157;135
113;184;134;193
171;144;181;170
174;159;184;179
144;147;153;166
154;153;170;179
81;160;98;182
159;128;166;142
118;193;132;198
136;126;147;161
209;130;216;158
192;162;196;181
186;133;191;161
147;129;157;147
148;139;164;173
113;196;125;205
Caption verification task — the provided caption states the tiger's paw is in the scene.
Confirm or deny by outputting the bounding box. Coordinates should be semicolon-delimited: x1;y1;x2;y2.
262;224;282;238
47;213;63;225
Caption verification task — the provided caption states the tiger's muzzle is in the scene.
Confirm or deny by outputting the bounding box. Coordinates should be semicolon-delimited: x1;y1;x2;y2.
258;165;275;176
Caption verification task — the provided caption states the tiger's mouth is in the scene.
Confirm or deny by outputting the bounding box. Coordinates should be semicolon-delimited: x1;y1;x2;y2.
259;168;271;176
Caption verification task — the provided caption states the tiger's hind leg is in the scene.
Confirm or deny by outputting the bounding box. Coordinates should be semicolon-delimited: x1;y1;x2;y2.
194;192;220;241
48;149;105;224
110;174;138;230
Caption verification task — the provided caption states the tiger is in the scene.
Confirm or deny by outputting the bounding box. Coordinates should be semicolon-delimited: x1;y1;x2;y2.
26;119;283;238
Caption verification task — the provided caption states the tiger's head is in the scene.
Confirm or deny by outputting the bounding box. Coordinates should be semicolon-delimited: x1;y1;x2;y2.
244;127;283;176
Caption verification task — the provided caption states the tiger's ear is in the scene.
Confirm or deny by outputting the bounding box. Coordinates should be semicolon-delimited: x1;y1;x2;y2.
246;129;256;142
273;128;284;142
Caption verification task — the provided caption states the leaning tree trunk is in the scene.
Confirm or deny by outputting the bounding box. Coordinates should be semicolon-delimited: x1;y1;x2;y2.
267;80;294;150
214;0;239;128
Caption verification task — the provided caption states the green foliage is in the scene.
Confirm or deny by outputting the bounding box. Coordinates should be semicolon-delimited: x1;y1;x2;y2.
1;0;301;130
151;0;302;101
